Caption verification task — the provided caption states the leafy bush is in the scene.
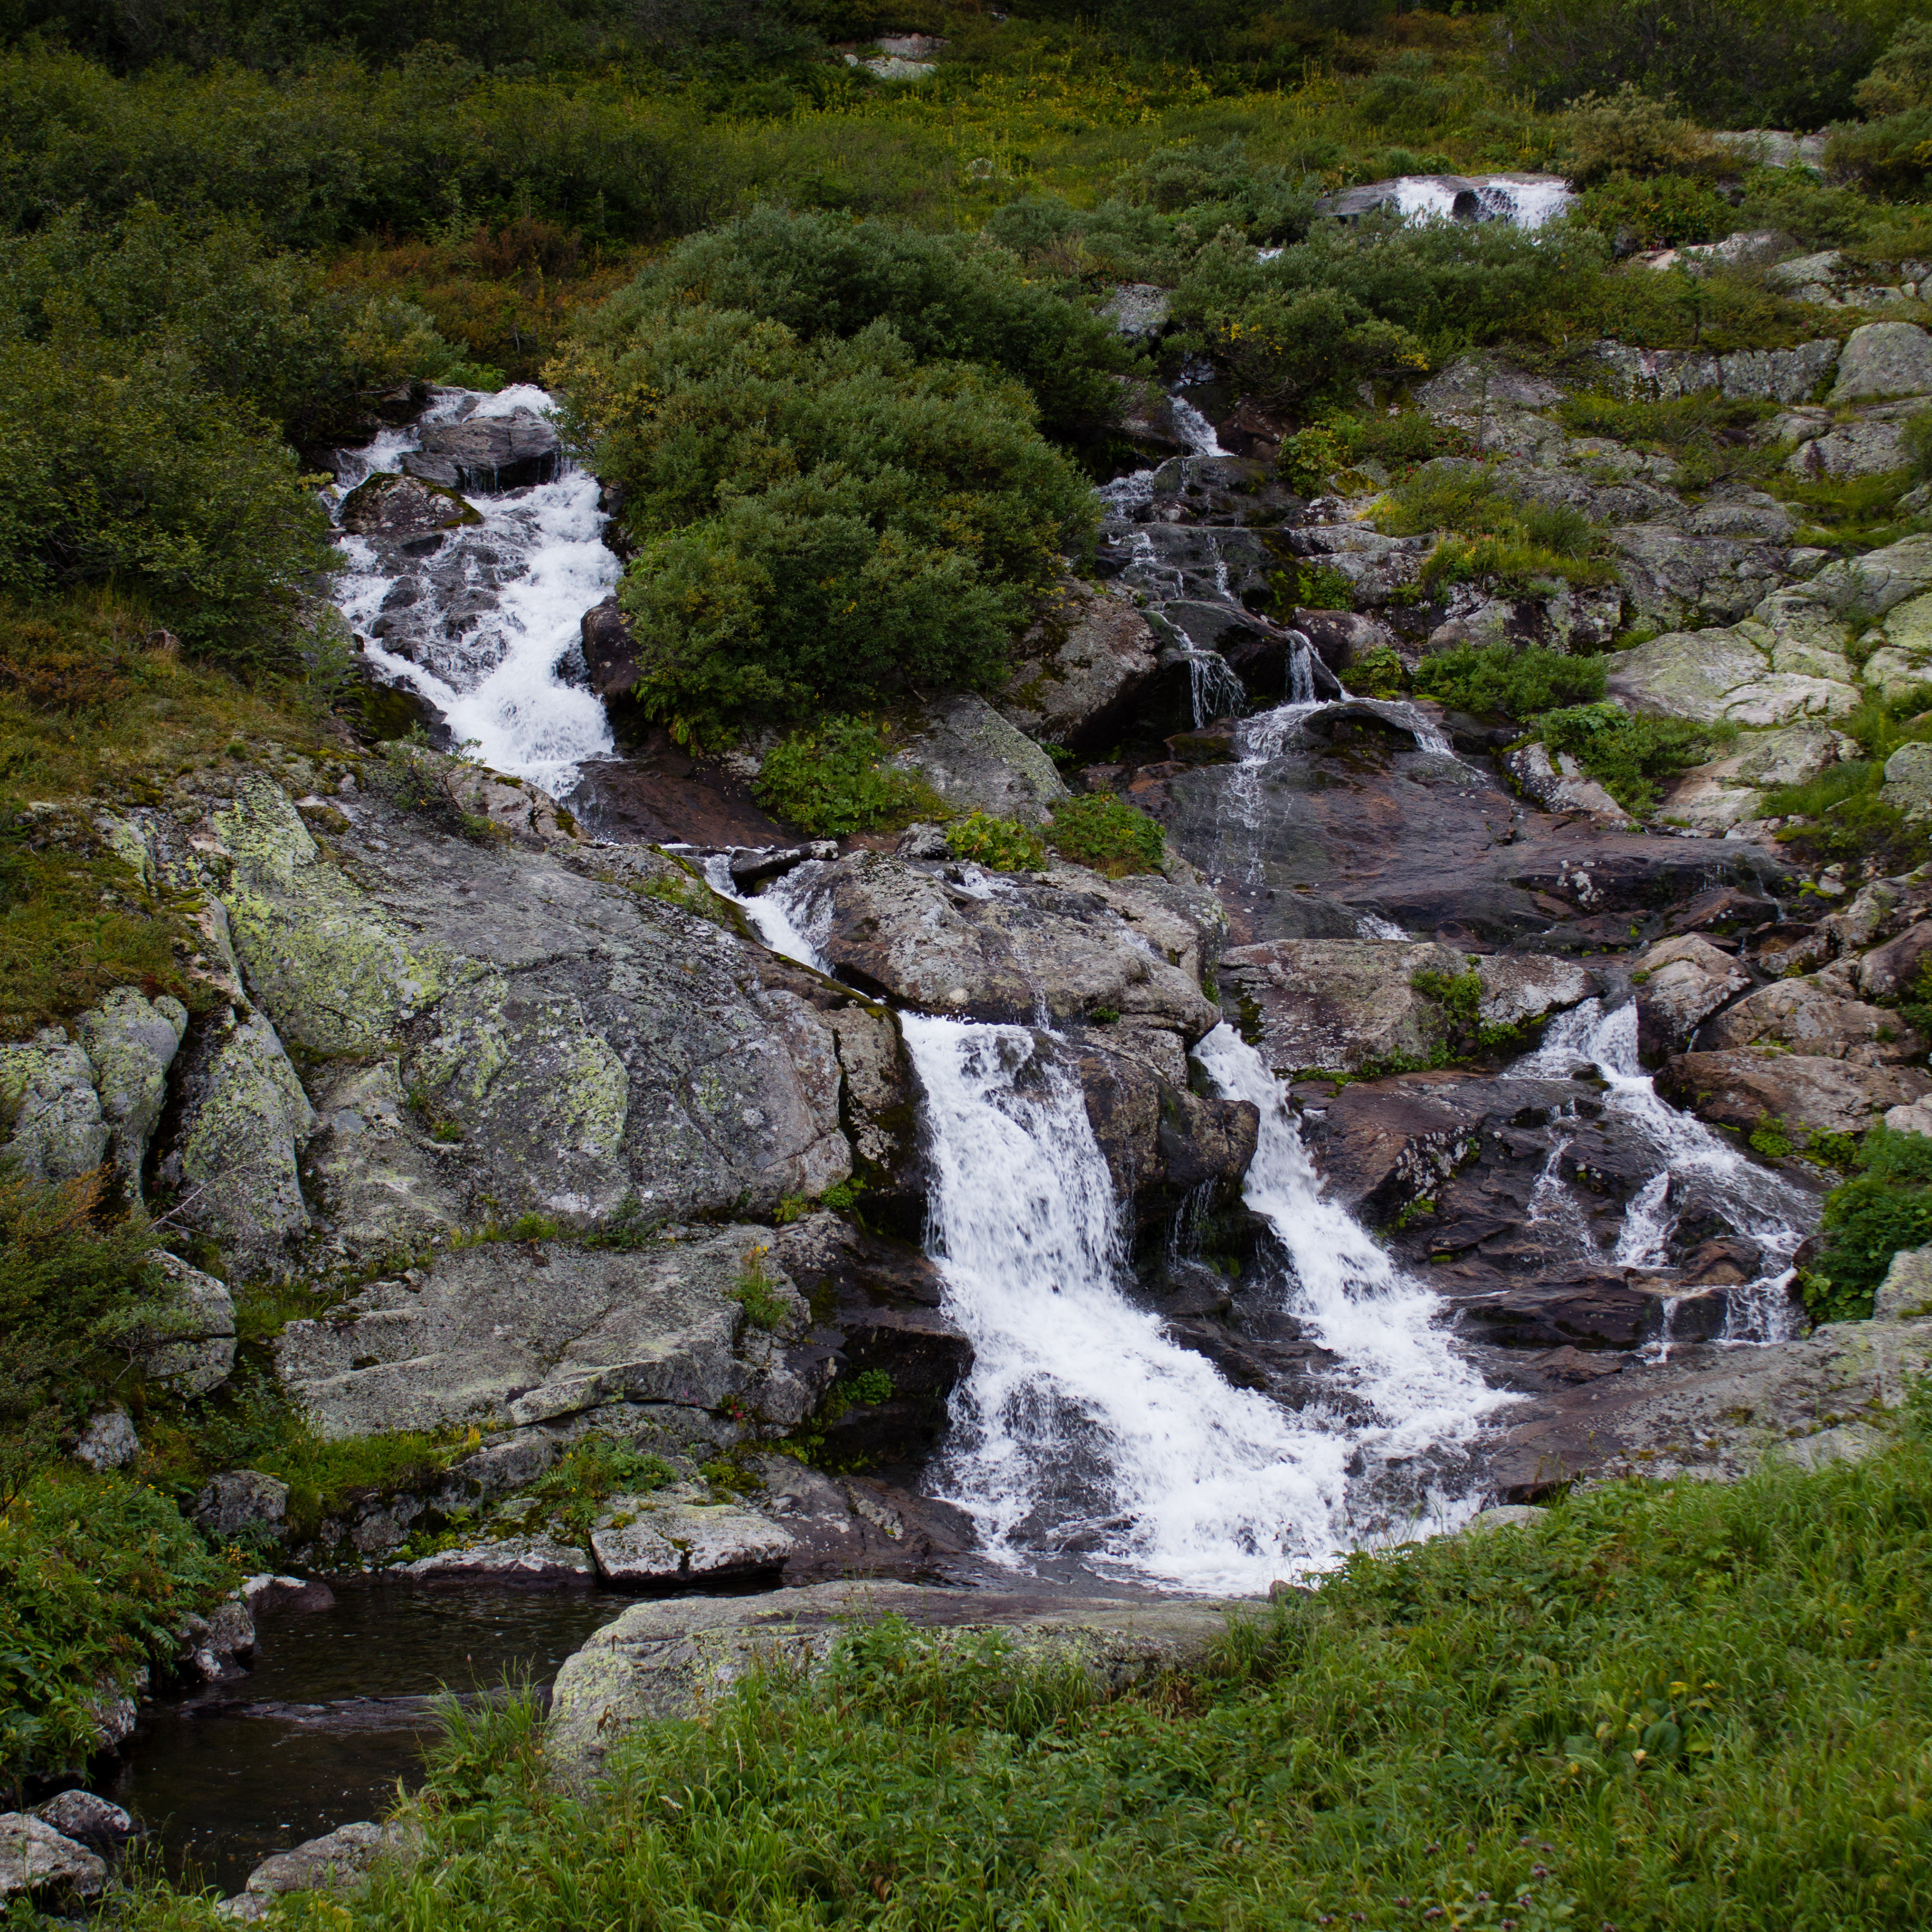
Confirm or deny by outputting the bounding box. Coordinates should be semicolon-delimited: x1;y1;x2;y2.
1045;793;1164;877
1412;642;1608;719
752;717;945;837
613;205;1134;442
1803;1126;1932;1320
1561;83;1717;185
946;811;1044;872
556;297;1097;747
1338;644;1405;698
0;1167;171;1498
1535;701;1731;813
0;1465;236;1779
1571;169;1735;250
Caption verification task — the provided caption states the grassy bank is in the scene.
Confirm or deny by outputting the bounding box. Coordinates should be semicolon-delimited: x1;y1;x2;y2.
117;1390;1932;1930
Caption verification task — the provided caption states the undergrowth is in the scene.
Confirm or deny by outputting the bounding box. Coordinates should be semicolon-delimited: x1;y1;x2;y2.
1045;792;1165;876
1411;642;1608;721
1802;1126;1932;1323
752;716;948;840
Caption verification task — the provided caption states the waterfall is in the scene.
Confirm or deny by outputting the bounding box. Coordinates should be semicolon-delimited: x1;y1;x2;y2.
899;1013;1506;1594
1511;1000;1815;1343
329;385;617;796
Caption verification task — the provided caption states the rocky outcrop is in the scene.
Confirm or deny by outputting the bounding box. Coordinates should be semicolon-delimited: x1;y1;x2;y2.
1604;626;1859;726
1221;940;1592;1074
76;987;188;1193
1829;320;1932;401
1632;934;1751;1059
546;1581;1239;1787
192;1470;290;1541
401;409;561;492
1699;974;1926;1065
887;694;1070;823
141;1252;238;1396
579;595;638;697
1659;1049;1932;1139
0;1029;108;1181
336;472;480;538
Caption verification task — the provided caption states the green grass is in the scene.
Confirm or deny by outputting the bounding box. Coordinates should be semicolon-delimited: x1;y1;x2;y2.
1412;644;1608;722
132;1397;1932;1931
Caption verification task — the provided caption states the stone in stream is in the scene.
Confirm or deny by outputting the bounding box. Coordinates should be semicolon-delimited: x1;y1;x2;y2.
0;1815;107;1906
545;1583;1241;1788
396;1534;595;1585
1631;935;1753;1060
31;1792;132;1846
336;471;480;538
401;408;561;491
242;1573;338;1614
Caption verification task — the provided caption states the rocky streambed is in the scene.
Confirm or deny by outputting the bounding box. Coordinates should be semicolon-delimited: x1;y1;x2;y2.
23;314;1932;1905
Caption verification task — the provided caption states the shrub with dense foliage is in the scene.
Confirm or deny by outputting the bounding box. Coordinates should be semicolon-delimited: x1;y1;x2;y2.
1046;792;1166;875
752;716;945;837
1534;700;1729;814
1803;1126;1932;1321
1411;642;1608;719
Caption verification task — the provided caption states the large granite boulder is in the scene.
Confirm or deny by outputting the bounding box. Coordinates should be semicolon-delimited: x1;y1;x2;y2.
590;1489;798;1587
1659;1049;1932;1138
1700;974;1926;1065
336;472;480;539
76;987;188;1194
1829;321;1932;402
0;1815;106;1906
0;1030;108;1181
887;694;1070;823
140;1251;238;1396
546;1582;1240;1787
401;408;561;491
1632;934;1751;1060
1603;626;1859;726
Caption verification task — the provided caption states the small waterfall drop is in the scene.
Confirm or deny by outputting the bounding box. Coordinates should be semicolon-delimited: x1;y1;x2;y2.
898;1012;1506;1594
1512;1000;1815;1343
329;385;617;795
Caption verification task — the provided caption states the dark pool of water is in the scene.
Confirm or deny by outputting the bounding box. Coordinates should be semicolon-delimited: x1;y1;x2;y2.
96;1579;633;1896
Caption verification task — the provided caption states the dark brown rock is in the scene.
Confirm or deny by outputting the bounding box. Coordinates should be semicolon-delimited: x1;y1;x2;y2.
1858;917;1932;1001
580;595;638;697
337;472;480;541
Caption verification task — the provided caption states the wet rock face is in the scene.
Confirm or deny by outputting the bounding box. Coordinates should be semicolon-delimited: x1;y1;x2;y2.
337;472;480;538
401;409;561;493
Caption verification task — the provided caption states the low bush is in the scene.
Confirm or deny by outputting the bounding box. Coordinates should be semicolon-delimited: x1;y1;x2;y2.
0;1465;236;1781
1410;642;1608;720
1802;1126;1932;1321
1569;169;1736;250
1045;793;1164;877
1533;702;1731;815
945;811;1044;872
752;717;945;838
1560;84;1718;185
1338;643;1405;699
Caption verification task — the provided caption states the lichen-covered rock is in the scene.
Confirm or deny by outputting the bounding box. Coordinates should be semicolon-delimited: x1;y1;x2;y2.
1632;934;1751;1059
0;1029;107;1181
888;693;1069;823
0;1815;106;1905
141;1251;237;1395
1883;740;1932;817
1701;974;1926;1065
1607;524;1789;629
1829;320;1932;401
786;851;1219;1046
1874;1244;1932;1320
1785;418;1910;477
590;1490;798;1586
1501;742;1628;821
1604;626;1859;725
73;1408;139;1471
274;1227;817;1440
239;1821;416;1902
77;987;188;1192
30;1793;131;1846
1219;939;1592;1075
1659;1049;1932;1138
193;1470;290;1540
157;1005;315;1257
998;578;1161;750
545;1581;1238;1788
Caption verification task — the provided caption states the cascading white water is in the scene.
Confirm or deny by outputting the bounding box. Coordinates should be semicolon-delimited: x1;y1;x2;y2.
329;385;617;796
1393;176;1574;229
899;1011;1507;1593
1513;999;1816;1343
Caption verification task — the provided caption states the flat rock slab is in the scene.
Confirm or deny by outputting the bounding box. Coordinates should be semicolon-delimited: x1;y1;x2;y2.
590;1493;798;1585
547;1583;1242;1786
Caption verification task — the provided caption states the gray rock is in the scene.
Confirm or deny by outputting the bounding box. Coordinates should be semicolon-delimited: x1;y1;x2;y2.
1701;975;1925;1065
783;850;1218;1044
1786;419;1910;477
1830;321;1932;402
31;1793;132;1845
242;1821;415;1900
73;1408;139;1471
888;693;1069;823
1856;918;1932;1000
1633;935;1751;1059
396;1535;594;1584
1885;1092;1932;1138
590;1491;798;1585
1219;939;1592;1074
337;472;480;538
1414;353;1568;462
274;1228;815;1440
998;578;1160;749
1607;524;1789;629
1660;1049;1932;1138
0;1815;107;1903
1501;741;1629;822
1711;130;1829;170
1460;1504;1548;1536
192;1470;290;1541
1604;627;1858;726
1767;250;1846;295
157;1005;315;1258
546;1582;1239;1787
140;1251;237;1396
1099;282;1171;342
75;987;188;1192
894;822;950;861
1883;740;1932;816
1874;1243;1932;1321
402;409;560;492
0;1029;108;1181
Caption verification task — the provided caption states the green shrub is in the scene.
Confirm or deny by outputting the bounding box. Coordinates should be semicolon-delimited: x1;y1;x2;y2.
1571;169;1735;250
1534;701;1731;814
1804;1126;1932;1320
1045;793;1164;877
1559;83;1717;184
1412;642;1608;720
945;811;1044;872
731;1244;790;1331
1338;643;1405;699
752;717;945;837
556;297;1097;747
0;1465;237;1779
